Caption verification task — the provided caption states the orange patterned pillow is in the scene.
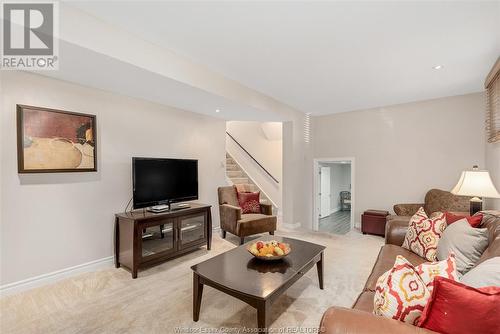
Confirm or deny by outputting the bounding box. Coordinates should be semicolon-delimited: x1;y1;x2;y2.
374;256;430;325
374;254;458;325
402;207;447;261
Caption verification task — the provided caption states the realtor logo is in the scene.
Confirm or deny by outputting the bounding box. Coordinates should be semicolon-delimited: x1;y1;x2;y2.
1;1;59;70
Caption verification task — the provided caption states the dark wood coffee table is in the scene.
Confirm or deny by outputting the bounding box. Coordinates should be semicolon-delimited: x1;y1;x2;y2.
191;236;325;331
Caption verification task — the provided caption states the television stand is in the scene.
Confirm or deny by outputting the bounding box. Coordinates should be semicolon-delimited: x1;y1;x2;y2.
115;203;212;278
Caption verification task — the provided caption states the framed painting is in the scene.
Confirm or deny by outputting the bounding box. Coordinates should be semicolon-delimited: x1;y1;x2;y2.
17;105;97;173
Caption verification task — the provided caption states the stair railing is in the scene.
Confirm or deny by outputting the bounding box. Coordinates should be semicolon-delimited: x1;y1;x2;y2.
226;132;279;184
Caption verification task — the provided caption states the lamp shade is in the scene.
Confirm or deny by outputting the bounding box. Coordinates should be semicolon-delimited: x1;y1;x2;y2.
451;169;500;198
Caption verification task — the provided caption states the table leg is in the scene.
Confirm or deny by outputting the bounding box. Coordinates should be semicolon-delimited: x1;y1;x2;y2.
257;300;270;332
316;252;324;290
193;273;204;321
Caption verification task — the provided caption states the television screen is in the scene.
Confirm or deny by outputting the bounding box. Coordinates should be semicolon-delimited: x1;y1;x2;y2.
133;157;198;209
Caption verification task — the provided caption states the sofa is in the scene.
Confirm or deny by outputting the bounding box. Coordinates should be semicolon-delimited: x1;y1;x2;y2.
319;210;500;333
217;186;277;244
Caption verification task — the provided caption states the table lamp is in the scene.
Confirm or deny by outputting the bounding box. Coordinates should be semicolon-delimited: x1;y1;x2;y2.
451;165;500;215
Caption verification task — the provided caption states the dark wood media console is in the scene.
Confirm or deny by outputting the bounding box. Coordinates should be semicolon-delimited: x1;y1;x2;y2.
114;203;212;278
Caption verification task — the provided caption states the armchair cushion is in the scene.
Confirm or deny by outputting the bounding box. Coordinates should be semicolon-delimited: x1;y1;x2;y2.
237;213;276;236
236;191;261;214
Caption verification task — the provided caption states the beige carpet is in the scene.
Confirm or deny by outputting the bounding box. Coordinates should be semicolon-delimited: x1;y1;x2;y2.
1;229;383;333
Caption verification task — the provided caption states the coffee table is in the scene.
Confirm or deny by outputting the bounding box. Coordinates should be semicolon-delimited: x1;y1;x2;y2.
191;236;325;331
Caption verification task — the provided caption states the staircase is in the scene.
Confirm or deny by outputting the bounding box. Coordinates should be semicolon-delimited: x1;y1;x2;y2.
225;153;275;209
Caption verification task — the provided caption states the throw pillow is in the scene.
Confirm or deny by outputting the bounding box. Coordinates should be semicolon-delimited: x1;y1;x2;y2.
418;277;500;334
445;212;483;228
402;207;447;261
373;255;431;325
436;219;489;275
415;253;459;292
236;191;261;214
460;257;500;288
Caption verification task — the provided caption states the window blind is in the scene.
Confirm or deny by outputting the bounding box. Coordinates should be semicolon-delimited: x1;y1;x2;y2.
486;57;500;143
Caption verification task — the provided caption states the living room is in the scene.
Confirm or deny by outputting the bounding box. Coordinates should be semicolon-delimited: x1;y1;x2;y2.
1;1;499;333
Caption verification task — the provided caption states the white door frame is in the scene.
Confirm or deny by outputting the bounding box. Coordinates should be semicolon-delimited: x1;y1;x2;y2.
313;157;355;232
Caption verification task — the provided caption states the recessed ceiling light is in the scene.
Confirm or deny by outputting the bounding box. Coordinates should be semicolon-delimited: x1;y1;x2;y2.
433;65;443;70
215;109;220;113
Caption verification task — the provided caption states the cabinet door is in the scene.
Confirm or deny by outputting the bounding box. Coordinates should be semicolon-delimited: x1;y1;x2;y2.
178;212;207;249
140;219;176;261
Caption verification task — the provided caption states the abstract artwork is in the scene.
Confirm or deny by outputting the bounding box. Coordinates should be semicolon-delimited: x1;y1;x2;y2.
17;105;97;173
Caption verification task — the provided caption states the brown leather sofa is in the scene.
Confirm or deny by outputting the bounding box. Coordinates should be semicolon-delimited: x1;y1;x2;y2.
392;188;471;217
320;210;500;333
217;186;277;244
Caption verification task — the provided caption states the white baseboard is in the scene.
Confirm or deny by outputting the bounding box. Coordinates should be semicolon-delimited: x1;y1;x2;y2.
0;256;114;297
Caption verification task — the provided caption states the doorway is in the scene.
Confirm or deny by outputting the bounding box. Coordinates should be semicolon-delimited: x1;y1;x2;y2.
313;158;355;234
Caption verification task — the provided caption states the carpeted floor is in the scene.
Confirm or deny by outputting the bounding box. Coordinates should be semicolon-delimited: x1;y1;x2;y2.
0;228;383;334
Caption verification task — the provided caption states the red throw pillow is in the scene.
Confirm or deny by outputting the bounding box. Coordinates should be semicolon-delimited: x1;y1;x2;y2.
236;191;261;214
445;212;483;227
418;277;500;334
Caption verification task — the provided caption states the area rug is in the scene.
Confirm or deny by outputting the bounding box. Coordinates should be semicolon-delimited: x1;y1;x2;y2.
0;229;383;333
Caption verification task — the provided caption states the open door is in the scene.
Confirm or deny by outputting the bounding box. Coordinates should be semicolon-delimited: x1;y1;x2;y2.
320;166;331;218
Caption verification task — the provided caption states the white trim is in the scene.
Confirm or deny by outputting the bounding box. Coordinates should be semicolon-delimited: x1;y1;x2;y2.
0;256;114;296
313;157;355;232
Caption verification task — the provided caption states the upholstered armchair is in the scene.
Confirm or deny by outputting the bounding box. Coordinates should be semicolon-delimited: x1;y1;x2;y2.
217;186;277;245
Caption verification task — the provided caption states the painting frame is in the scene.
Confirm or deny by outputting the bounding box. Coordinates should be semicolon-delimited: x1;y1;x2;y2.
16;104;97;173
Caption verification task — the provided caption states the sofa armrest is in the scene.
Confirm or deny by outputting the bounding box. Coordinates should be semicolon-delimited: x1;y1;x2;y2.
385;217;411;246
393;203;424;216
319;307;436;334
219;204;242;232
260;202;273;215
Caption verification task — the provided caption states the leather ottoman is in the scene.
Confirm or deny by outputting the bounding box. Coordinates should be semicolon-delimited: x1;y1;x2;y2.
361;210;389;236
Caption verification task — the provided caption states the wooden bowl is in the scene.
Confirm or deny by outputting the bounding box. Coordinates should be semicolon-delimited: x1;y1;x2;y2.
246;241;291;261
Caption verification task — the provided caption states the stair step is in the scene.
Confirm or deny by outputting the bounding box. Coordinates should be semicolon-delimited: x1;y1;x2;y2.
227;170;244;178
226;163;239;171
230;177;249;184
226;158;235;164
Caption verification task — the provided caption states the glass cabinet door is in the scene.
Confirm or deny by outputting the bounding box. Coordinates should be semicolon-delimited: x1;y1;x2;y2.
179;213;206;248
140;221;175;259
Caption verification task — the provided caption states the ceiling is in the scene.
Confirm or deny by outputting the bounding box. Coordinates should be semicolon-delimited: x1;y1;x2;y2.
70;1;500;115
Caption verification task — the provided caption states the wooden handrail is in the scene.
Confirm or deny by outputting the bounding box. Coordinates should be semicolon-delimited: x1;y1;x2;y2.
226;132;279;184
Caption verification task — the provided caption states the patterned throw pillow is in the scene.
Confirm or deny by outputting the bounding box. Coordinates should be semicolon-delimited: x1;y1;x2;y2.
402;207;447;261
374;254;458;325
374;256;430;325
236;191;261;214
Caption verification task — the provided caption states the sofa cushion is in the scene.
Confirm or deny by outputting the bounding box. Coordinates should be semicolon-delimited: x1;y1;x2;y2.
436;219;489;275
352;291;375;313
364;244;426;291
460;256;500;288
423;189;471;215
477;211;500;264
402;207;446;261
237;214;276;236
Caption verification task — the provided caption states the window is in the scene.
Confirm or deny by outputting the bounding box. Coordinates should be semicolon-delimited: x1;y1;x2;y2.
486;57;500;143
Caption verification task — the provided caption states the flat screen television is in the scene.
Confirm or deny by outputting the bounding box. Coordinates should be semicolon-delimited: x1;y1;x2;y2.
132;157;198;209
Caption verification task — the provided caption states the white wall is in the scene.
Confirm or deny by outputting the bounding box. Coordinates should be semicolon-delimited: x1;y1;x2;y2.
329;164;351;211
0;71;227;285
312;93;485;228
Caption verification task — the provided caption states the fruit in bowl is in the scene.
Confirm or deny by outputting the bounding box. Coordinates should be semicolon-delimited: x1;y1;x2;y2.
247;240;291;260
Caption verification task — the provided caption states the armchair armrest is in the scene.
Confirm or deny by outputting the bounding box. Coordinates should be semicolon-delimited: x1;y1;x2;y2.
393;203;424;216
260;202;273;215
385;216;411;246
219;204;242;233
319;307;436;334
